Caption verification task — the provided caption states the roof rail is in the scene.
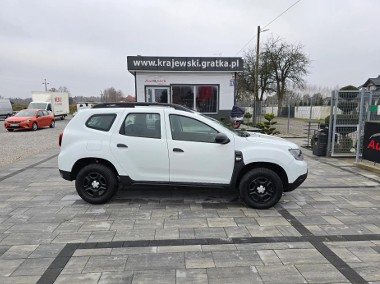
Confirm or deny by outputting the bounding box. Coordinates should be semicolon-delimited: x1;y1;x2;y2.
92;102;193;112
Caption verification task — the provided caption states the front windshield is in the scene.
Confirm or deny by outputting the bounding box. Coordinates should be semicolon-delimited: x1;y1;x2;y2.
15;110;36;117
28;102;46;109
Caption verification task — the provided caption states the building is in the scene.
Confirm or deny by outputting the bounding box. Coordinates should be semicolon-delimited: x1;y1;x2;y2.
361;75;380;91
127;56;244;120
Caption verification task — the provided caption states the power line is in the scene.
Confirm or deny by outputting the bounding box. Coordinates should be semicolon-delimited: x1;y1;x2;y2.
235;0;303;56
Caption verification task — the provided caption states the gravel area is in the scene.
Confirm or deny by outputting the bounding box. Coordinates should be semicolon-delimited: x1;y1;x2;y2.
0;116;70;169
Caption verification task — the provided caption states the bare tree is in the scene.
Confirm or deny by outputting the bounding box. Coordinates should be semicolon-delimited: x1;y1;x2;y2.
237;48;274;104
102;87;124;102
263;37;310;115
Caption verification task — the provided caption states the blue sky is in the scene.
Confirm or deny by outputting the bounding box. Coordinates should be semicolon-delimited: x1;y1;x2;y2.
0;0;379;98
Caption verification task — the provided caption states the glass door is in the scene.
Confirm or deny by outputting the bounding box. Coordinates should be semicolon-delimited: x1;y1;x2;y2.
145;87;170;103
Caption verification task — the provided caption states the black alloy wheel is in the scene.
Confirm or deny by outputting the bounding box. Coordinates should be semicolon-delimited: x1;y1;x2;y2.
239;168;283;209
75;164;118;204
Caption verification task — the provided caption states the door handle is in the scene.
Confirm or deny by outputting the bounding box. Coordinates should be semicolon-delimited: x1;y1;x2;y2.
173;148;184;152
117;143;128;148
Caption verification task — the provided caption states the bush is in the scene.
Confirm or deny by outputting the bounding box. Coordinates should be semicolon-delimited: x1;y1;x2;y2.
257;113;280;135
244;112;252;119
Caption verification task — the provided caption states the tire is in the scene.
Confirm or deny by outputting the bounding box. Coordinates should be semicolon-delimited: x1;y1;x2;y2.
50;120;55;128
61;116;65;120
6;129;14;132
32;122;38;131
239;168;283;209
75;164;118;204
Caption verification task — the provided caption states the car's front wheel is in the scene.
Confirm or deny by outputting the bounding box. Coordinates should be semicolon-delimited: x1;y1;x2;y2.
75;164;118;204
32;122;38;131
50;120;55;128
239;168;283;209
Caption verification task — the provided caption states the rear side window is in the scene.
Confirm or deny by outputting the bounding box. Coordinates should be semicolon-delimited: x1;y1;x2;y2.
86;114;116;131
120;113;161;139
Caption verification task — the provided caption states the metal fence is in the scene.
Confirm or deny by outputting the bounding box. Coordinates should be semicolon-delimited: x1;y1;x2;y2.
238;91;380;159
328;90;380;158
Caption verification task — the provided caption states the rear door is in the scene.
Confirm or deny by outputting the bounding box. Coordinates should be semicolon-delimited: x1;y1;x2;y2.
110;109;170;181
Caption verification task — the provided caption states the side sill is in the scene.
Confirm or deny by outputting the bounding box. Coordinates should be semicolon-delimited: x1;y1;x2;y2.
119;176;230;189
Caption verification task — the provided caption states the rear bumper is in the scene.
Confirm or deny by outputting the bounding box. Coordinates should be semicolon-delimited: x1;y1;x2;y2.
285;171;308;192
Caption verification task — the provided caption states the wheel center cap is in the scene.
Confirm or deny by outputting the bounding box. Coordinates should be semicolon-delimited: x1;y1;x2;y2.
91;180;100;189
257;185;266;194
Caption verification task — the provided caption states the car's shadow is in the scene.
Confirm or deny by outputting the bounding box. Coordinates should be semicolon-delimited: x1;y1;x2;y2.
74;187;242;208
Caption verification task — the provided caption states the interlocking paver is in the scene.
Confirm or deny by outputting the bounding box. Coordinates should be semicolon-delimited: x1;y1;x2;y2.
0;140;380;283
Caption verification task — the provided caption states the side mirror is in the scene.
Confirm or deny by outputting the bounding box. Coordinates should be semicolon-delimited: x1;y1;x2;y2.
215;133;230;144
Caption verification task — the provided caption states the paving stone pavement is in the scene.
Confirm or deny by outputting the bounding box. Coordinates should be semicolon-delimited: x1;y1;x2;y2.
0;140;380;283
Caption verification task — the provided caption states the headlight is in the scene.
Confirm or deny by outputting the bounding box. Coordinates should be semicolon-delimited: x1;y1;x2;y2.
23;119;31;122
289;149;304;161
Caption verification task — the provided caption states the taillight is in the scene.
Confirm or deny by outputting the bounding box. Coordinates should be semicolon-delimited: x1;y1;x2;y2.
59;131;63;147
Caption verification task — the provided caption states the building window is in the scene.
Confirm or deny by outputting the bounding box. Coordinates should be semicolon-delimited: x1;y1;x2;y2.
196;85;217;113
171;85;218;113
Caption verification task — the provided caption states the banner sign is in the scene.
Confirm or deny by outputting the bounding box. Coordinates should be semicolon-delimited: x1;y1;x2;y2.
127;56;244;72
363;121;380;163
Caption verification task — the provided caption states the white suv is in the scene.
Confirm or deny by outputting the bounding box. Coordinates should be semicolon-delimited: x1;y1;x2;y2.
58;103;307;209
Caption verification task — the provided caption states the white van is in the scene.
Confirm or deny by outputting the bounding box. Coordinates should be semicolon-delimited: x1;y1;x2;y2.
0;99;13;119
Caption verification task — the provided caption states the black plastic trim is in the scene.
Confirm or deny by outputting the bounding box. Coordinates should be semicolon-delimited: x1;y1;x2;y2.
229;151;245;189
59;170;73;181
285;171;308;192
119;176;229;189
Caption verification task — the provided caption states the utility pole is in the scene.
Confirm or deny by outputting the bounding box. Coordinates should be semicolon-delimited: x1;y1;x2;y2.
42;79;49;92
254;25;260;103
253;26;261;125
253;25;269;124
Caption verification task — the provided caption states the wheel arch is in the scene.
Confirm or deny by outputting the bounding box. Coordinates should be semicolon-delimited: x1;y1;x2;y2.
235;162;288;189
70;158;119;180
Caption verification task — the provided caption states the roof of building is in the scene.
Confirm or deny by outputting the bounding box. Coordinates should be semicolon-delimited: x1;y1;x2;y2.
362;75;380;87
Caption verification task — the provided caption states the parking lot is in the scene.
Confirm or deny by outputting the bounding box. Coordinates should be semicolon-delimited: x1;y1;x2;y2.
0;119;380;283
0;117;68;169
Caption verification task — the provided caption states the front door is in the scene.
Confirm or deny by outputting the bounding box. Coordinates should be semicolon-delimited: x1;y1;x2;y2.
166;112;235;184
146;87;170;103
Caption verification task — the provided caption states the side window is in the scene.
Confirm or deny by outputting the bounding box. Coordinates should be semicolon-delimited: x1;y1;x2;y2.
37;110;43;117
42;110;48;116
86;114;116;131
120;113;161;139
169;115;218;143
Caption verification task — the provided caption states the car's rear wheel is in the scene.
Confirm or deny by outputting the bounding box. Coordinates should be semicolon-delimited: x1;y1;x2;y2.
32;122;38;131
75;164;118;204
239;168;283;209
50;120;55;128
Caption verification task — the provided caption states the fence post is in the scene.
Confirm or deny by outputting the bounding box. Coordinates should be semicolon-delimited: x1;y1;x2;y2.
355;90;366;163
327;90;335;156
287;102;290;134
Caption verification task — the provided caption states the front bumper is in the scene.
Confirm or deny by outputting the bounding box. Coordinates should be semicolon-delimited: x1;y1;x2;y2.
285;171;308;192
59;170;73;181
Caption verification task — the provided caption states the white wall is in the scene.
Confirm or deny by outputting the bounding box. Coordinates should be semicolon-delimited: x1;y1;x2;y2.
135;72;236;110
261;106;335;119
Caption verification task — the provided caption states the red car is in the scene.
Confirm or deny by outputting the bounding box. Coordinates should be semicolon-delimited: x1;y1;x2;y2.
4;109;55;132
